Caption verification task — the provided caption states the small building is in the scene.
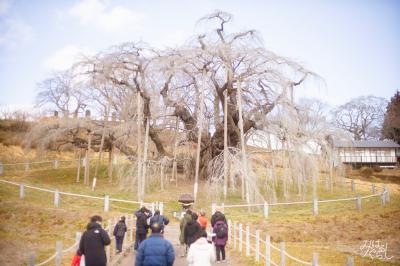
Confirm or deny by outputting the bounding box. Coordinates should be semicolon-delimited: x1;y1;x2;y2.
333;140;400;168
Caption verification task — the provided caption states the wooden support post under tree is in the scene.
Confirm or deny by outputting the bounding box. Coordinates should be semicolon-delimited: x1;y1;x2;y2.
223;89;229;199
160;158;165;191
108;145;114;182
193;68;206;201
237;80;251;207
141;118;150;198
84;132;92;186
93;108;110;191
172;116;179;187
137;91;143;201
76;149;82;182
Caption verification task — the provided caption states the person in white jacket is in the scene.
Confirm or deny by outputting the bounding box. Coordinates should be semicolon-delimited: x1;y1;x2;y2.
186;231;216;266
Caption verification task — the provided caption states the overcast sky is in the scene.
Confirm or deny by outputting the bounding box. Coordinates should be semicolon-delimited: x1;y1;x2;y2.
0;0;399;111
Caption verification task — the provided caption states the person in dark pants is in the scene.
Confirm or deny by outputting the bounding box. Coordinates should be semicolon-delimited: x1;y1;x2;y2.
212;219;228;263
134;207;151;250
184;213;202;248
113;216;127;253
135;222;175;266
79;215;111;266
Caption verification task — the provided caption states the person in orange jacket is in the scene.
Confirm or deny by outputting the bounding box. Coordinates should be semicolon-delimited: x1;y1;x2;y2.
198;211;208;230
71;250;82;266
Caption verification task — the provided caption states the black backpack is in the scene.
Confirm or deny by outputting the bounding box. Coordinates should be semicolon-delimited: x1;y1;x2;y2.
216;223;227;238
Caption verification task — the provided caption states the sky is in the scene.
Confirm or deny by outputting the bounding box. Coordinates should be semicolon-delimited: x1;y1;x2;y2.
0;0;399;112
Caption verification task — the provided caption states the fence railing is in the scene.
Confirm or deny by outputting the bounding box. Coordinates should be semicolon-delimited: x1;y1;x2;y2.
212;180;390;218
0;179;164;214
28;215;136;266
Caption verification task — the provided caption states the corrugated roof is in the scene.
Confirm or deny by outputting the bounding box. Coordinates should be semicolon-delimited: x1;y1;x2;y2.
333;140;400;148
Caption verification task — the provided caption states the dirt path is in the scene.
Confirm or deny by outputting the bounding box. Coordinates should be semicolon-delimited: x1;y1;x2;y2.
119;223;238;266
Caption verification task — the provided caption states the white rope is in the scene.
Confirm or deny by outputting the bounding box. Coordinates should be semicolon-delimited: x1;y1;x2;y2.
0;179;152;204
34;252;57;266
62;241;79;253
284;251;312;265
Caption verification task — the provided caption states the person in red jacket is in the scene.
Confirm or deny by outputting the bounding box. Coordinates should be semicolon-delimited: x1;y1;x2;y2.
198;211;208;230
71;250;81;266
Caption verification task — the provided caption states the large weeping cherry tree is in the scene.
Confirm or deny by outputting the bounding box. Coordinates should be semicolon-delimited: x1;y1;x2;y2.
30;11;340;203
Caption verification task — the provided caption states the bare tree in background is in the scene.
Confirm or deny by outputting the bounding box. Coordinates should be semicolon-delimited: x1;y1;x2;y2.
332;95;387;140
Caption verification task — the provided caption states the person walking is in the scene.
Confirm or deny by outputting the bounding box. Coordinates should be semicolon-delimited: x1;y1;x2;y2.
179;209;192;257
197;211;207;230
212;219;229;263
186;230;216;266
149;210;169;234
113;216;127;253
211;209;227;228
135;207;151;250
184;213;202;248
135;223;175;266
78;215;111;266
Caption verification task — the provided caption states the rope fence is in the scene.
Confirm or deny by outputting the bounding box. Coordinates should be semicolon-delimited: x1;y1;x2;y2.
212;180;390;217
0;179;164;214
28;215;136;266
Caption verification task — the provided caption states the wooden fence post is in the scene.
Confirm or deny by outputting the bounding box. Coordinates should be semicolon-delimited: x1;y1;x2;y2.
255;230;260;262
211;203;216;215
384;187;390;202
104;195;110;212
233;221;237;249
312;252;318;266
346;256;354;266
25;162;30;172
221;202;225;213
245;224;250;256
151;202;155;213
159;202;164;215
106;219;112;261
55;241;62;266
265;235;271;266
280;242;286;266
381;191;386;206
92;177;97;191
0;162;3;175
19;184;25;199
351;180;355;192
54;189;60;208
129;214;134;243
54;159;59;169
76;231;82;244
313;198;318;216
372;184;376;194
356;195;362;211
28;252;36;266
239;223;243;252
263;201;269;218
227;220;232;245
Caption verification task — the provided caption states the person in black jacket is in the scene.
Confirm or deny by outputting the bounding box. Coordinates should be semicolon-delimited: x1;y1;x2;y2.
184;213;202;248
79;215;111;266
135;208;151;250
113;216;127;253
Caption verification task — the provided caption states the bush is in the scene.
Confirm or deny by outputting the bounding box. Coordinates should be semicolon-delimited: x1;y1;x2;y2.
372;165;383;172
359;167;373;178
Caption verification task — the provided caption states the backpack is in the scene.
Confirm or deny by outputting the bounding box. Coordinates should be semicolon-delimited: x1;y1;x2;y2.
116;222;126;237
216;223;227;238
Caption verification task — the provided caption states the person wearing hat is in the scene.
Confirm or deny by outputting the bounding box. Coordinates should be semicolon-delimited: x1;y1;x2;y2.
135;222;175;266
79;215;111;266
113;216;127;253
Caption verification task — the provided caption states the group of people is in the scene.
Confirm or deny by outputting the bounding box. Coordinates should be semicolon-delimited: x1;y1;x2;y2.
180;209;229;265
70;207;228;266
71;207;171;266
